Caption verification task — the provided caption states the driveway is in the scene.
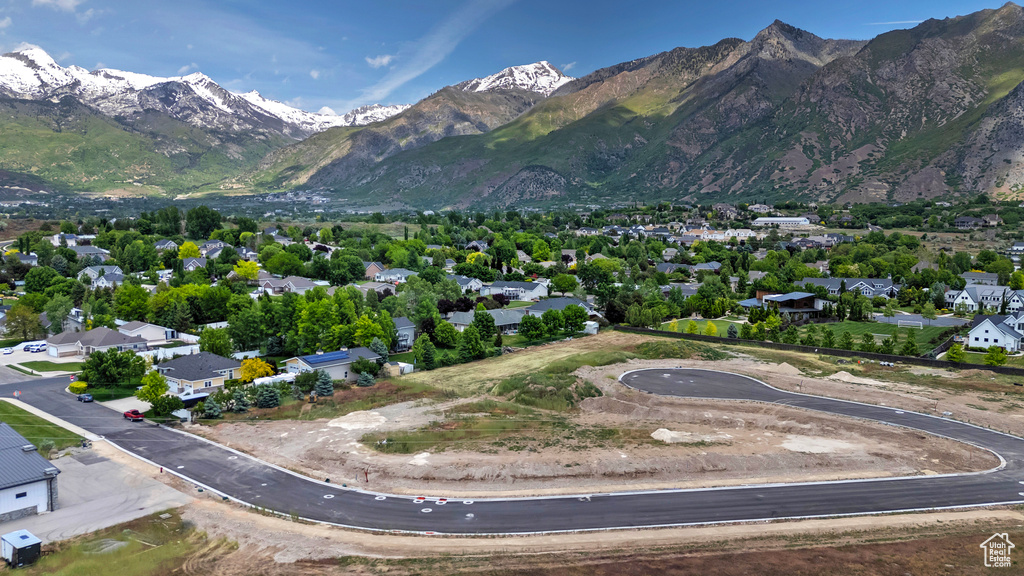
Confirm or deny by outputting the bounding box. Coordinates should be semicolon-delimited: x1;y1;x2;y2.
0;346;82;373
0;444;193;543
101;397;151;413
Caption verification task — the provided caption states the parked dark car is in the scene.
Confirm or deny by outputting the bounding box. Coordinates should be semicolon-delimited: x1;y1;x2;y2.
76;394;93;402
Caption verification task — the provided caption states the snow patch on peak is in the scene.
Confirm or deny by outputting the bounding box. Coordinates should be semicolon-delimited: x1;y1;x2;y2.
457;61;573;96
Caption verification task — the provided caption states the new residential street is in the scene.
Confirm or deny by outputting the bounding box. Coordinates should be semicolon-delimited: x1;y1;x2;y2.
3;369;1023;534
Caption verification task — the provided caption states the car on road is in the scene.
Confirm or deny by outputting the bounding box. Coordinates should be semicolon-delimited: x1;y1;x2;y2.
123;409;145;421
0;347;11;355
77;394;93;402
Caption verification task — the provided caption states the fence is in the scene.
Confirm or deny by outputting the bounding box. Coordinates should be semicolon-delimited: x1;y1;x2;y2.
139;345;199;362
613;325;1024;378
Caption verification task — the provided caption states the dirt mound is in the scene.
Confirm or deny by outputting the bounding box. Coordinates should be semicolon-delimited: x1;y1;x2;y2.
327;411;387;430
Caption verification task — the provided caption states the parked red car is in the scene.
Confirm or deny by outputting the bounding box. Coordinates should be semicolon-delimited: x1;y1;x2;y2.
123;409;145;421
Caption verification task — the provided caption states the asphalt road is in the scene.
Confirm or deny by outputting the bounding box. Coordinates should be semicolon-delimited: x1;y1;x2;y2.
3;370;1024;535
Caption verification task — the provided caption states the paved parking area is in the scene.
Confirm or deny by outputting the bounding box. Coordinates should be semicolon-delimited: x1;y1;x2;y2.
0;443;193;543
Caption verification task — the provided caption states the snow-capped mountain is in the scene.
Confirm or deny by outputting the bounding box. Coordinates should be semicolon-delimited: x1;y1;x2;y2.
456;61;573;96
0;47;407;138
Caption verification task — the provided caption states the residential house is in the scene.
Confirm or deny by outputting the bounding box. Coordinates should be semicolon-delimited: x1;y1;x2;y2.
199;240;229;257
79;265;123;281
799;277;901;299
283;347;382;383
983;214;1004;227
955;216;985;230
449;309;526;335
234;246;258;261
91;273;125;289
375;268;418;284
480;280;548;301
690;261;722;274
525;296;599;317
0;423;60;523
963;272;999;286
560;249;578;266
182;257;207;272
576;226;600;236
738;292;826;321
946;285;1011;313
656;263;688;274
118;321;178;346
70;245;110;262
349;282;395;299
393;317;416;352
49;232;77;246
362;261;385;280
156;352;241;395
712;203;739;220
154;239;178;252
967;314;1024;352
662;248;679;261
466;240;489;252
9;252;37;266
748;204;773;214
1007;241;1024;260
448;274;483;294
46;327;148;358
259;275;318;295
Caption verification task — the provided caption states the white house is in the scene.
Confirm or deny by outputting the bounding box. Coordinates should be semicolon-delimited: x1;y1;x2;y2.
374;268;417;284
0;423;59;523
283;347;381;383
118;321;178;346
79;265;123;281
447;274;483;293
480;280;548;301
967;314;1024;352
945;285;1011;313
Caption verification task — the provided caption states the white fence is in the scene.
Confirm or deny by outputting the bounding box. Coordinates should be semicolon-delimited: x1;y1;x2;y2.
139;345;199;362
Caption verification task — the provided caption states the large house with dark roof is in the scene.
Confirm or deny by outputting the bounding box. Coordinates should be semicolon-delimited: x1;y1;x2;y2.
283;347;381;382
967;314;1024;352
156;352;241;395
525;297;600;317
0;423;60;523
799;277;901;299
738;292;826;320
449;309;526;335
480;280;548;301
393;317;416;351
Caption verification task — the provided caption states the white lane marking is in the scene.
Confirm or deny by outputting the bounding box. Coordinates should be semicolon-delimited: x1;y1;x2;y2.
421;508;432;513
375;496;387;501
177;465;184;469
466;513;475;518
261;483;267;486
228;456;238;460
463;500;474;505
323;494;334;499
895;411;904;415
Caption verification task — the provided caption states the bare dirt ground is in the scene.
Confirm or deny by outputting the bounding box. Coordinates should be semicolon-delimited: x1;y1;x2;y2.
192;357;997;497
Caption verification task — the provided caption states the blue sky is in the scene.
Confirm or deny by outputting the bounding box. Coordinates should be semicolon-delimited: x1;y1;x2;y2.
0;0;1009;114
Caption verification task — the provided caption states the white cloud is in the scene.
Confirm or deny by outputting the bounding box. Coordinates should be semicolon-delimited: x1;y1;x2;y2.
309;69;320;79
365;54;393;69
346;0;515;108
0;17;11;30
177;62;198;75
186;44;193;50
318;106;337;116
561;61;576;72
75;8;95;24
31;0;85;13
13;42;43;52
56;51;72;62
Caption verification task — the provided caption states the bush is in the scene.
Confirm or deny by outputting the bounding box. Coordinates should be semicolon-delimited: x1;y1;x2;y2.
69;381;87;394
151;395;185;416
313;370;334;398
254;383;281;408
356;371;376;387
203;399;222;418
351;357;380;377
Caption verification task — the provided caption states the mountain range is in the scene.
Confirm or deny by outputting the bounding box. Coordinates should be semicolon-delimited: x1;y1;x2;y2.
4;4;1024;208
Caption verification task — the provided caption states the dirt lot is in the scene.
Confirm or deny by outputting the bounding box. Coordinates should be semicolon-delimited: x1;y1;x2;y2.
193;356;996;497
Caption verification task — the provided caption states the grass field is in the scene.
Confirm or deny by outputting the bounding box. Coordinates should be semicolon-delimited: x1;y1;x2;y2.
661;319;947;351
20;361;85;373
0;401;82;454
212;380;440;422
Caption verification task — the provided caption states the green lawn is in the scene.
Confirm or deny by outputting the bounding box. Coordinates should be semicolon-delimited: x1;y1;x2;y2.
0;401;82;454
958;351;1024;368
20;361;85;373
506;301;534;308
660;319;948;352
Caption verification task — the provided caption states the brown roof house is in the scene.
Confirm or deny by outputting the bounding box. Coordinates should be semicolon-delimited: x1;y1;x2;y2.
46;327;147;358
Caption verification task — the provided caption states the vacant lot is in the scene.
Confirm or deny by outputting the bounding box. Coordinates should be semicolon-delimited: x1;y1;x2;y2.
0;400;82;453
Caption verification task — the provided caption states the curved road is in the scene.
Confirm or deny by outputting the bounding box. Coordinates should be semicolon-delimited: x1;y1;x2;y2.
2;369;1023;535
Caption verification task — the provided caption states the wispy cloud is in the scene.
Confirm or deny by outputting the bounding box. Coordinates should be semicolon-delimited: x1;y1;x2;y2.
31;0;85;13
177;62;198;75
865;20;924;25
346;0;515;108
365;54;394;69
309;69;320;79
561;61;576;72
0;16;11;30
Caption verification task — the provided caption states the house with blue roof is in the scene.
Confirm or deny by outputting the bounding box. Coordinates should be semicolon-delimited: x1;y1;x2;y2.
282;347;381;382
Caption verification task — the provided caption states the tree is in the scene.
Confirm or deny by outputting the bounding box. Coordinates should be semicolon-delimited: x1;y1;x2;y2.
254;383;281;409
151;395;184;416
369;337;389;365
136;370;169;404
727;323;738;338
178;241;201;259
821;327;836;348
740;322;754;339
858;333;876;352
199;328;234;357
838;331;855;350
471;309;497;342
230;388;251;412
203;398;222;418
921;302;937;325
240;358;274;383
782;325;799;344
186;205;222;239
704;322;718;336
228;305;265;351
946;343;965;363
81;349;146;388
232;260;260;282
24;266;58;294
43;294;73;335
686;320;699;334
113;283;151;322
457;325;486;362
900;333;920;357
541;309;564;335
883;299;896;318
434;320;461;348
552;274;578;295
984;345;1007;366
413;335;437;369
563;305;588;333
357;371;376;387
879;335;896;355
1011;270;1024;291
519;314;546;340
294;372;317;394
313;370;334;398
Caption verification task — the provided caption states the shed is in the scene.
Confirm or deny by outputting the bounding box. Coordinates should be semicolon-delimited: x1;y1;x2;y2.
2;530;41;567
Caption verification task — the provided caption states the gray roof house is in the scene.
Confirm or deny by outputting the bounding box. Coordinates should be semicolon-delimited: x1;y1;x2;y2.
374;268;418;284
447;274;483;293
449;309;526;335
946;285;1011;313
967;314;1024;352
154;239;178;251
92;273;125;289
46;326;148;358
393;316;416;352
156;352;241;395
962;272;999;286
79;265;123;281
480;280;548;301
182;257;208;271
799;277;901;299
283;347;381;383
70;245;111;261
0;423;60;522
525;297;599;317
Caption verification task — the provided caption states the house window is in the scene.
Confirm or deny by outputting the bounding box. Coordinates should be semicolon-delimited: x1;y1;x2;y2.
344;371;348;378
15;492;26;498
204;381;212;387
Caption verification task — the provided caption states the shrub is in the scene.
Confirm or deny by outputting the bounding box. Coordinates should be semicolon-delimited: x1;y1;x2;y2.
69;381;87;394
203;399;222;418
151;395;185;416
313;370;334;398
254;383;281;408
357;371;376;387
